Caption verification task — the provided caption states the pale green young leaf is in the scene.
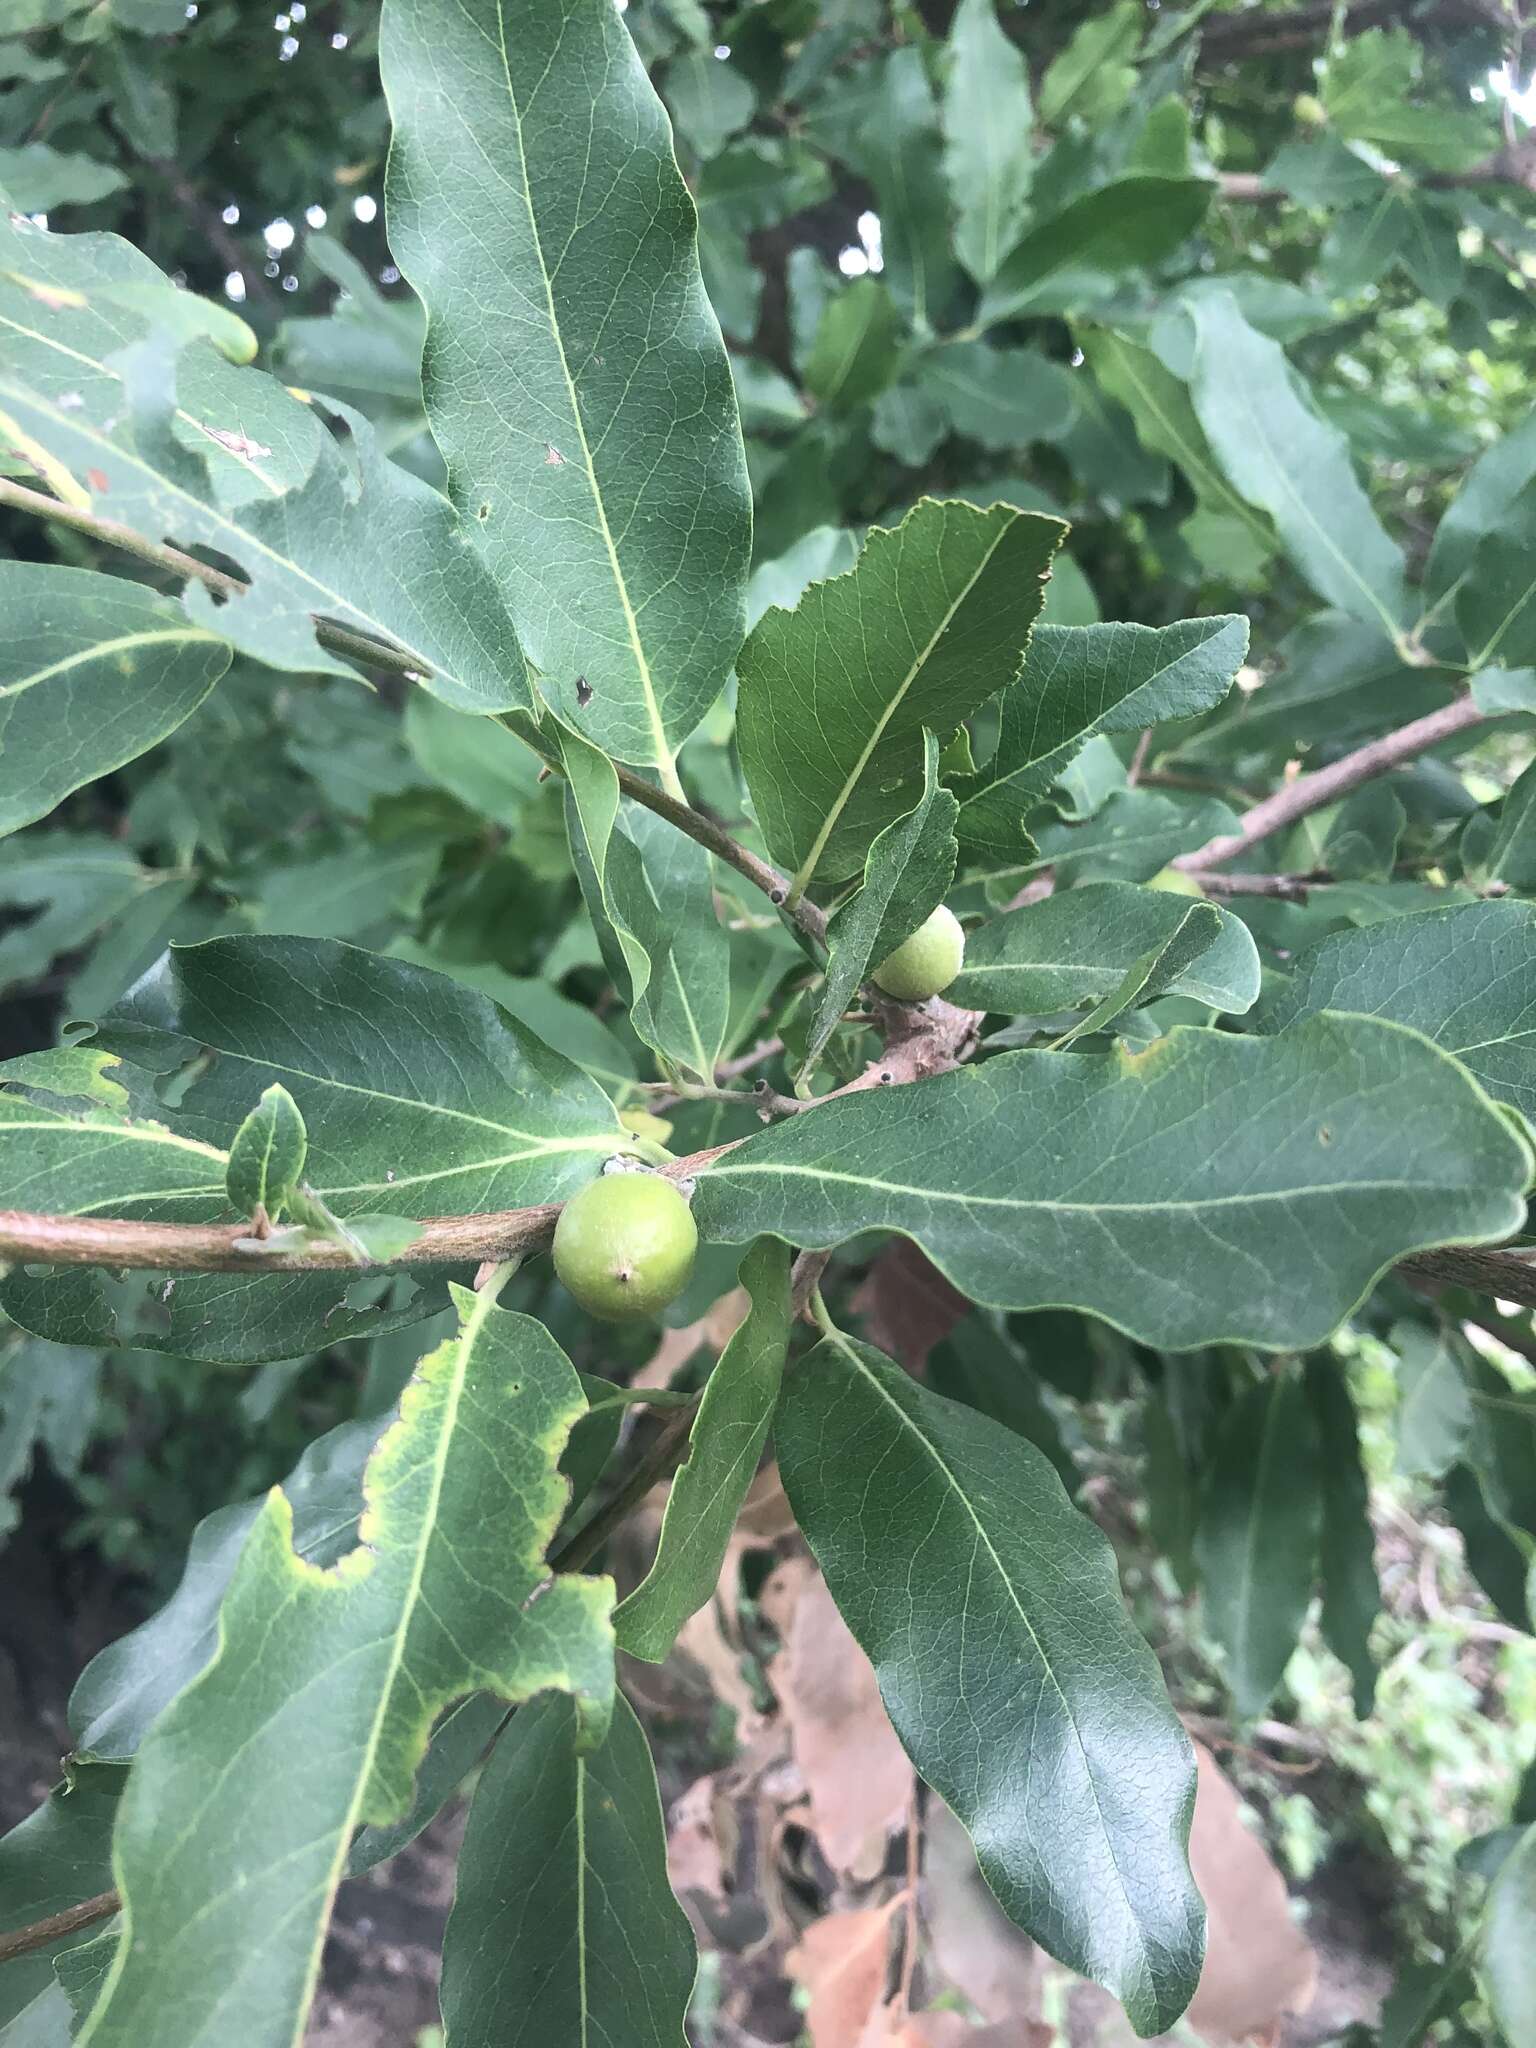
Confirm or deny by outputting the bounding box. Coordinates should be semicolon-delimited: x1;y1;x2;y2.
942;0;1034;285
1194;1376;1321;1721
616;1240;791;1661
737;498;1063;894
800;733;959;1080
777;1331;1202;2036
382;0;751;770
1256;901;1536;1121
224;1083;307;1221
954;616;1247;862
73;1290;614;2048
692;1016;1532;1351
951;884;1260;1019
440;1691;696;2047
1050;901;1225;1048
0;1048;126;1109
979;177;1212;327
0;565;229;838
1185;293;1410;636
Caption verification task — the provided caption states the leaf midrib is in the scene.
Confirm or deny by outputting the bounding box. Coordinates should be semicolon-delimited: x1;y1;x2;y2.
0;626;221;700
789;514;1014;900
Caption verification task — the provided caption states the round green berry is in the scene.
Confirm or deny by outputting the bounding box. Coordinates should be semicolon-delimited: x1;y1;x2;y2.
552;1170;698;1323
871;904;966;1002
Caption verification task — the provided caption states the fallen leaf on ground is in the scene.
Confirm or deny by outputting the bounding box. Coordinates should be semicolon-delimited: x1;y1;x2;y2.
762;1558;914;1879
787;1905;898;2047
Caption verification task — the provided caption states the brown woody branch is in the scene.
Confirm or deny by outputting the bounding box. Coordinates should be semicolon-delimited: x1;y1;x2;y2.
1220;137;1536;203
1199;0;1508;61
0;1890;119;1966
1402;1246;1536;1313
1174;692;1487;871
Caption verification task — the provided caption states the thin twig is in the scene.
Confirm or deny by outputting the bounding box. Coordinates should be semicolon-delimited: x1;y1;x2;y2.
549;1403;698;1575
1174;694;1487;871
1126;730;1153;787
0;1889;119;1966
1186;868;1330;902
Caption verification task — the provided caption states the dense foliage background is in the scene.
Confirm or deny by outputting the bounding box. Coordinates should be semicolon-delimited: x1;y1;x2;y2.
3;0;1536;2043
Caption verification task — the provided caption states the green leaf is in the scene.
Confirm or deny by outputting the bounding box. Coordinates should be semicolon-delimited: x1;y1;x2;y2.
979;177;1212;327
1081;330;1274;557
1459;483;1536;671
382;0;751;772
1038;0;1141;127
0;360;533;720
347;1693;510;1876
72;1289;614;2048
1032;788;1240;885
1444;1462;1530;1630
1184;292;1410;637
1050;901;1226;1048
224;1083;307;1221
954;616;1248;862
777;1329;1202;2035
666;48;757;160
0;143;125;211
891;342;1077;455
1256;901;1536;1122
853;50;957;333
942;0;1034;285
557;724;730;1087
1483;1821;1536;2045
1304;1356;1380;1718
951;883;1260;1019
0;1765;127;2027
0;565;229;837
692;1016;1532;1351
439;1690;696;2046
1194;1376;1320;1720
802;276;904;411
1393;1322;1472;1478
802;733;959;1079
1424;409;1536;603
1488;759;1536;890
1320;781;1405;882
0;1048;126;1109
98;935;629;1218
616;1240;790;1660
737;498;1063;894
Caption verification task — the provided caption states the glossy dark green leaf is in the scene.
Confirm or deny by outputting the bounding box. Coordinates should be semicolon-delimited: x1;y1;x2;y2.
738;498;1063;893
802;733;958;1079
955;616;1247;862
951;883;1260;1019
777;1330;1202;2035
0;566;229;837
980;177;1212;326
616;1240;790;1660
383;0;750;771
439;1690;696;2047
942;0;1034;285
72;1291;614;2048
1185;292;1410;637
1194;1376;1320;1720
1304;1356;1380;1717
1257;901;1536;1122
693;1016;1531;1351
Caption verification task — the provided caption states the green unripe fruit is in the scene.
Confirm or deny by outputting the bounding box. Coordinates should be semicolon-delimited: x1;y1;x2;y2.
871;904;966;1002
552;1170;697;1323
1145;865;1205;898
